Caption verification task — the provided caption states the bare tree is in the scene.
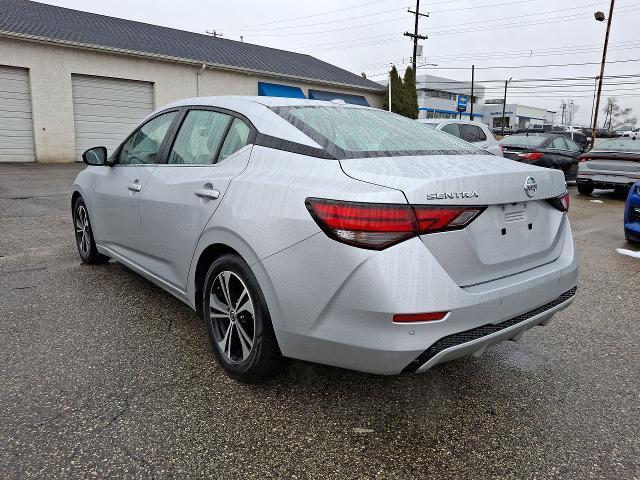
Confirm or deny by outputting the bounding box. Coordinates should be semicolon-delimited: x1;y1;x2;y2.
602;97;637;130
558;99;580;126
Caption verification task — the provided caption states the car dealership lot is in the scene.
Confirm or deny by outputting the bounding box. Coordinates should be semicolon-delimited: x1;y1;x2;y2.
1;163;638;479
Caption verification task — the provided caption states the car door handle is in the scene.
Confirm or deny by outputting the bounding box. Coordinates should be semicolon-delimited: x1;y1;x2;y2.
194;188;220;200
127;183;142;192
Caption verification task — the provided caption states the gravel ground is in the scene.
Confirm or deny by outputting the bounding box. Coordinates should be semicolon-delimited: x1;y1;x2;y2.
1;163;638;479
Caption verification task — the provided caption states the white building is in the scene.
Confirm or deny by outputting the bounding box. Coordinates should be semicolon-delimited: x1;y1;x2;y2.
0;0;384;163
483;100;556;129
416;74;486;122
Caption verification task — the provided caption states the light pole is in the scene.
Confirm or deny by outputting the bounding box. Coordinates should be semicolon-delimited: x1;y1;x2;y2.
501;77;512;136
591;1;615;148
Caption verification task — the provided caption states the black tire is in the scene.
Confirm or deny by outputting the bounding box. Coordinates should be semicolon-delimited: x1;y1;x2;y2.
73;197;109;264
577;183;594;196
203;253;284;383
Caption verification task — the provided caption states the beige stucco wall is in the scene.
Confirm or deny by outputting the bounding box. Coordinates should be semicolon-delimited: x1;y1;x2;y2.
0;37;383;162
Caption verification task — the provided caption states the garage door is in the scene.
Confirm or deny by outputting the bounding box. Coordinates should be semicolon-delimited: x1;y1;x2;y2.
0;66;35;162
72;75;154;161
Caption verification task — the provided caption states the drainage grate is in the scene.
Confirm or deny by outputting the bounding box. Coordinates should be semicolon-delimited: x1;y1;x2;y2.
403;286;577;373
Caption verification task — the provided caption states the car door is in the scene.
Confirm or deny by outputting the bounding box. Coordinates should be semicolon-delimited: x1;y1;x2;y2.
547;136;577;174
139;108;253;291
91;110;179;263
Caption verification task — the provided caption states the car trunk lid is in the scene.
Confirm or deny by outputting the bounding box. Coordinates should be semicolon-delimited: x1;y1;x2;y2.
340;154;568;286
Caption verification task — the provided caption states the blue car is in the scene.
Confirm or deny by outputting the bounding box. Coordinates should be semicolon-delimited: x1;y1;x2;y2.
625;180;640;243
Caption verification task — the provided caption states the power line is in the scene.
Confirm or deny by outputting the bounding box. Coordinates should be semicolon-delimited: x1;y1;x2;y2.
219;0;391;30
417;57;640;71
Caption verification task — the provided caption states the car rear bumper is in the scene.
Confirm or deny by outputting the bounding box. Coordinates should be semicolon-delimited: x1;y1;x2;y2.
259;219;579;375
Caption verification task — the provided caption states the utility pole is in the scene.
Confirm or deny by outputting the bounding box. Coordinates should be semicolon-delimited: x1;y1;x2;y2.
501;78;511;136
470;64;475;121
590;75;599;131
561;101;566;126
404;1;428;73
591;0;615;148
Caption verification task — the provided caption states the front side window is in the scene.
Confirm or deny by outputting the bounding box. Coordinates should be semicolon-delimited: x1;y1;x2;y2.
168;110;232;165
460;124;487;143
441;123;461;138
273;106;482;159
218;118;251;162
119;111;177;165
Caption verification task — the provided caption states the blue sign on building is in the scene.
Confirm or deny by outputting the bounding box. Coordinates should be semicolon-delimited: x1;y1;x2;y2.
457;95;469;112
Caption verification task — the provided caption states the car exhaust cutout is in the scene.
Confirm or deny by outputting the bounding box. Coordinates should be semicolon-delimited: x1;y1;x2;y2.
305;198;485;250
393;312;448;323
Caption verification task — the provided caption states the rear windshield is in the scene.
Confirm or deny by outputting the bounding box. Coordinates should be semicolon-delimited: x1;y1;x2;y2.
592;138;640;152
271;106;483;159
498;135;546;148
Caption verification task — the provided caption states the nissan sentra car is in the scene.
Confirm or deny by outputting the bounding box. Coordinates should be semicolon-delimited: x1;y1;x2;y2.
72;97;578;382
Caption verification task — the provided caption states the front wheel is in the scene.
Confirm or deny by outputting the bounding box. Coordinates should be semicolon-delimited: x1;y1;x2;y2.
203;254;284;383
73;197;109;264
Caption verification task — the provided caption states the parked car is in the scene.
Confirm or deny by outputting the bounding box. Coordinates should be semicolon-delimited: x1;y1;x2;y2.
615;126;634;137
417;119;503;156
625;181;640;243
577;137;640;195
498;133;583;180
72;97;578;382
622;127;640;138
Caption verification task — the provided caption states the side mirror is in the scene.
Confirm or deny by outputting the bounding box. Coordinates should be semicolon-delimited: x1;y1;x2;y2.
82;146;107;166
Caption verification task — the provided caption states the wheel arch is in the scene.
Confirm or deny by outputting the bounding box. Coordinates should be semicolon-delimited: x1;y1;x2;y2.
193;243;241;318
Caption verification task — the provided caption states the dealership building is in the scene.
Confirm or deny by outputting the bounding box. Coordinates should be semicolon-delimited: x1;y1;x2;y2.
416;74;486;122
483;100;556;129
0;0;384;163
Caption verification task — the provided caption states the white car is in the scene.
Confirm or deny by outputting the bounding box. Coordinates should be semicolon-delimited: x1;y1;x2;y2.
72;96;577;382
418;119;503;156
622;128;640;138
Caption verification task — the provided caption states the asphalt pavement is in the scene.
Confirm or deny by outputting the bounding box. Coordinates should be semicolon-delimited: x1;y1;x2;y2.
1;163;639;479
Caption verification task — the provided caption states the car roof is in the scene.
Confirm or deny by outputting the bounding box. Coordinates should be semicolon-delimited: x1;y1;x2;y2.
157;96;365;148
417;119;488;127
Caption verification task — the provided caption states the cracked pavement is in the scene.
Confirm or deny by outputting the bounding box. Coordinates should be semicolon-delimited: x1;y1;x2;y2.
1;163;639;479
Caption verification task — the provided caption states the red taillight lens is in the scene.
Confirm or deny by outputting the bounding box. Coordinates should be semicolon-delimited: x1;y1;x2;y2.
306;198;485;250
546;192;570;212
517;152;544;161
393;311;448;323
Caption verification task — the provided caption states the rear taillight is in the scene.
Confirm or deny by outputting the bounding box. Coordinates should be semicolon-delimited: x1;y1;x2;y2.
579;154;588;163
305;198;485;250
517;152;544;161
546;192;570;212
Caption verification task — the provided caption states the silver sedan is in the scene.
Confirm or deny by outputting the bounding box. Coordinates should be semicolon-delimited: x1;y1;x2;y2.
72;97;578;382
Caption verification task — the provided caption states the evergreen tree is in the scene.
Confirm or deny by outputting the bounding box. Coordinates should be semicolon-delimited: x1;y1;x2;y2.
382;65;404;114
402;66;419;119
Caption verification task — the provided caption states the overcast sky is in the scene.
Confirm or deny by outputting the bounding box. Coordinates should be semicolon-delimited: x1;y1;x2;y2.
39;0;640;126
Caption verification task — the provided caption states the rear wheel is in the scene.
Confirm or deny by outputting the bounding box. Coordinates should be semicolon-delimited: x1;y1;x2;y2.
203;254;283;383
577;183;594;196
73;197;109;264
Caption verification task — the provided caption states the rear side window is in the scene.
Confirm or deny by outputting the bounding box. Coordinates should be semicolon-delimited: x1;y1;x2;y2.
441;123;461;138
551;137;568;150
218;118;251;162
272;106;482;159
168;110;232;165
460;124;487;143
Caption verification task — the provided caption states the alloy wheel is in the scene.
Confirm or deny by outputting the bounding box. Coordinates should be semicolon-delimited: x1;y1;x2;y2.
209;271;256;363
75;205;91;256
